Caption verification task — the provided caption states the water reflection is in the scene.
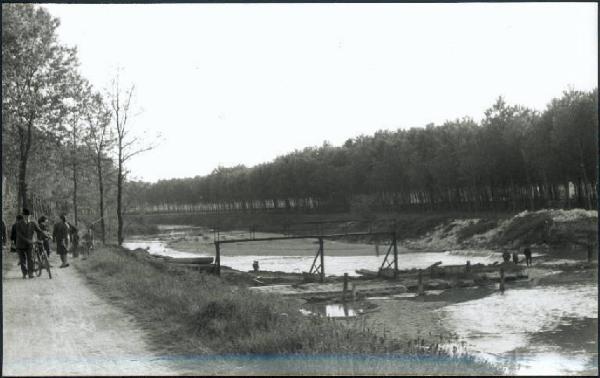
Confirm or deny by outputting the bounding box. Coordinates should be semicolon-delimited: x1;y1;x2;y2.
302;303;362;318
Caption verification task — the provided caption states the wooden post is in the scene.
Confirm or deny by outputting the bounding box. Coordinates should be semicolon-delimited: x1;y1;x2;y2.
319;237;324;283
214;241;221;276
352;283;357;302
466;260;471;273
418;269;424;296
393;232;398;279
499;267;505;293
343;273;349;301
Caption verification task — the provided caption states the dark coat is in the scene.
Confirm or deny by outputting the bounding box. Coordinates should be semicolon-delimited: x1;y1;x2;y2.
15;220;43;249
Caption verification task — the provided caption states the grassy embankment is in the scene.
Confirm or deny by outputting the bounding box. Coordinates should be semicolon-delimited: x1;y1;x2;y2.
74;246;502;375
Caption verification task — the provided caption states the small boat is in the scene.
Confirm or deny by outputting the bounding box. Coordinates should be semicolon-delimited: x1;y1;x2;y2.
163;256;214;264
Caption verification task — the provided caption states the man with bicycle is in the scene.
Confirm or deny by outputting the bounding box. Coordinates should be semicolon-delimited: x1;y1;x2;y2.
15;208;47;279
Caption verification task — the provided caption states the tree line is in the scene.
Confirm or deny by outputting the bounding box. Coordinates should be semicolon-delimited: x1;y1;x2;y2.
2;4;153;245
129;89;598;214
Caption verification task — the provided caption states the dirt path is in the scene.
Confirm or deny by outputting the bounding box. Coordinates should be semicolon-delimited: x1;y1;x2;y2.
2;252;179;376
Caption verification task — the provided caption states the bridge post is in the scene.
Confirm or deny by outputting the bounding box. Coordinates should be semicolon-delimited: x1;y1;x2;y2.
319;237;324;283
214;241;221;276
393;232;398;279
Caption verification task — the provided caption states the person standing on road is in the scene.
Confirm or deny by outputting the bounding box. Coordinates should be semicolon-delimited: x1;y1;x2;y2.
15;208;46;279
53;214;71;268
81;224;94;259
67;222;80;258
10;215;22;253
523;246;532;266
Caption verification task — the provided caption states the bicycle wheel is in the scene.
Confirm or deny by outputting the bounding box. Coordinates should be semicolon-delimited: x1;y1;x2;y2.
41;250;52;279
34;247;43;277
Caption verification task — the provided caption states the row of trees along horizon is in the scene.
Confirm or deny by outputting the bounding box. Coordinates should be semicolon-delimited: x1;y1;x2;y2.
129;88;598;215
2;5;597;247
2;4;155;245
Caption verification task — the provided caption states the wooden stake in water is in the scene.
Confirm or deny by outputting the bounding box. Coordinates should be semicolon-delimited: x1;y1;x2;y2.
418;269;424;296
352;283;357;302
499;267;505;294
393;231;398;280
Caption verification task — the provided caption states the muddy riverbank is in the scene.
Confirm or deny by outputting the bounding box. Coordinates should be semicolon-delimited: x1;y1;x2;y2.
122;215;598;375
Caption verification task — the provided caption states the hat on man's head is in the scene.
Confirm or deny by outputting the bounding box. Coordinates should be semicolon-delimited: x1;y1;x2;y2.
22;208;30;216
60;214;66;222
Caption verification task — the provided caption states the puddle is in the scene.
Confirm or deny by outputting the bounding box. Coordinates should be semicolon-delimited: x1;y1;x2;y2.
301;303;364;318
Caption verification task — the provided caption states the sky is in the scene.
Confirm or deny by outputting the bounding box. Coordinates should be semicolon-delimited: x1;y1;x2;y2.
42;3;598;183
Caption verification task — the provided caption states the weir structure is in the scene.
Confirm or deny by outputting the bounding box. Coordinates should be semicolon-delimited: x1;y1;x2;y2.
211;229;398;281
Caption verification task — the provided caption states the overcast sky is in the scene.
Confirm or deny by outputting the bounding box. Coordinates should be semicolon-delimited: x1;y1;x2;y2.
43;3;598;183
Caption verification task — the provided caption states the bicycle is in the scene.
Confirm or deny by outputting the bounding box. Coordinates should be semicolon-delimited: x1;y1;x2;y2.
33;241;52;279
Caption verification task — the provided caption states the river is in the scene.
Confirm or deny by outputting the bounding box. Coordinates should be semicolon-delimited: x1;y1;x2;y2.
123;224;597;375
123;225;505;276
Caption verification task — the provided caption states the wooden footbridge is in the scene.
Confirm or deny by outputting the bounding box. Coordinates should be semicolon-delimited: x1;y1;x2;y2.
212;230;400;282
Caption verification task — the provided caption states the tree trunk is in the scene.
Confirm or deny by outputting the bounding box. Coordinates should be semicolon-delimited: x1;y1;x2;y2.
117;149;124;246
17;119;33;211
72;160;79;226
96;154;106;244
565;181;571;209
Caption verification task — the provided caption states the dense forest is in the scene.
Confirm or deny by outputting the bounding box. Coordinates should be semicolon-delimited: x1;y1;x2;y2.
130;89;598;214
2;4;148;244
2;4;597;243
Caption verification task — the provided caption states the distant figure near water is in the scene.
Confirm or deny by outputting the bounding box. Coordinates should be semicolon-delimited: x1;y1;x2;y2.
512;251;519;264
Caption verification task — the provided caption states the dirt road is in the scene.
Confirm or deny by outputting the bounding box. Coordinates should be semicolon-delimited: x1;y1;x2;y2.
2;252;179;376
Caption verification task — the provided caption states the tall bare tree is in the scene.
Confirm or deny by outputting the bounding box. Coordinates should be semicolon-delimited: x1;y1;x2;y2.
84;92;113;244
108;73;155;245
62;77;93;226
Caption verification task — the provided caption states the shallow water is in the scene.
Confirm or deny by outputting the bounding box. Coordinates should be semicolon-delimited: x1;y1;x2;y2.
124;225;597;375
302;303;364;318
124;226;503;276
439;284;598;375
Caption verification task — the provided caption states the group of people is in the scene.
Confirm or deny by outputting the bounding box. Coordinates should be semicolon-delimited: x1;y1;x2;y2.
1;208;93;279
502;247;533;266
